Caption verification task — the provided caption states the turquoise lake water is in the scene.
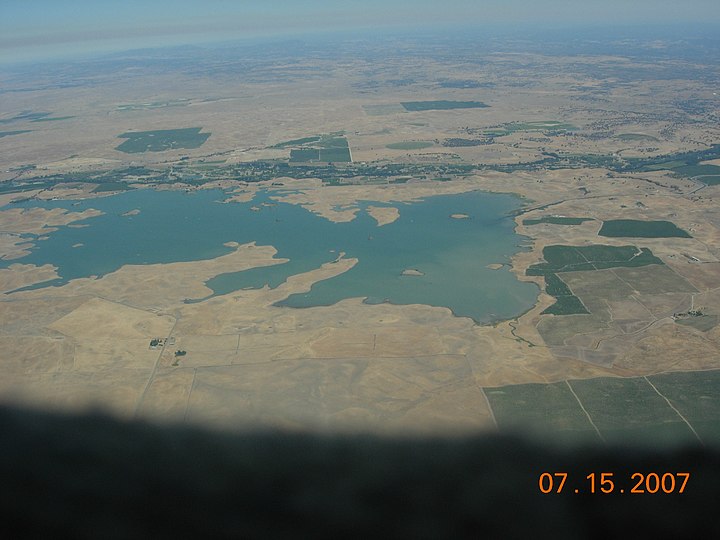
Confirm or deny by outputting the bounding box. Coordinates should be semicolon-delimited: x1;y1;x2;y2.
2;189;539;323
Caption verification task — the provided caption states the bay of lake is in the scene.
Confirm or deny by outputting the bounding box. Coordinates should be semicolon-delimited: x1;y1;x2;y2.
3;188;538;323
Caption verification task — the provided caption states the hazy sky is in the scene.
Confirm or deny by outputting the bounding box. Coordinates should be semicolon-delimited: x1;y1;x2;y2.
2;0;720;63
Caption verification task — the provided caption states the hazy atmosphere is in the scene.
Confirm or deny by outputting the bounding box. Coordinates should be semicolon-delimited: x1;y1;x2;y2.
3;0;720;62
2;0;720;532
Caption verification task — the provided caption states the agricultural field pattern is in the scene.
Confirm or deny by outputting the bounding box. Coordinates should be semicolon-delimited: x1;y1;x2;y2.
1;28;719;446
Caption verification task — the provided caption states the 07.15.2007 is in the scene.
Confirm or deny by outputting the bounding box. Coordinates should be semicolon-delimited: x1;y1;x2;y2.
538;472;690;494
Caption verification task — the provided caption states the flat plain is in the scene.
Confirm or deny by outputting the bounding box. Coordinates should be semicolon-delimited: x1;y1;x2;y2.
1;31;719;442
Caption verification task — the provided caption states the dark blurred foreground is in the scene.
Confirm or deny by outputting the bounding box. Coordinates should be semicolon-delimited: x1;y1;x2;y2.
0;405;718;539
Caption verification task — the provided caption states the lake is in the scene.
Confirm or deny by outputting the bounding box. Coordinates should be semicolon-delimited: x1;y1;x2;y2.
2;188;539;323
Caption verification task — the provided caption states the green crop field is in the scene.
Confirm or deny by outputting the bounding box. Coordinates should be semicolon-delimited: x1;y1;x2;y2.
362;104;406;116
91;182;135;193
568;377;699;446
527;245;663;276
319;137;349;149
528;245;665;317
641;160;688;171
0;111;52;124
611;265;697;295
484;129;510;136
0;130;31;138
620;146;720;179
30;116;75;123
319;147;352;162
400;100;489;112
537;313;608;346
648;370;720;444
673;164;720;178
116;128;210;153
117;99;191;111
271;136;321;149
599;219;692;238
509;121;576;131
484;372;717;447
541;273;588;315
289;148;320;162
546;265;691;317
696;175;720;185
287;135;352;163
485;121;576;137
617;133;659;142
544;273;573;297
523;216;593;226
542;294;589;316
484;381;601;444
561;269;636;303
386;141;434;150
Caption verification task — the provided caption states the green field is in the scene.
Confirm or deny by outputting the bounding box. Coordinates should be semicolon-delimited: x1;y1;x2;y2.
1;111;75;124
320;137;349;149
438;79;491;88
523;216;593;226
116;128;210;153
617;133;659;142
648;370;720;444
601;264;695;295
541;273;588;315
485;381;600;444
386;141;434;150
290;148;320;162
696;175;720;185
90;182;135;193
485;371;718;447
486;121;577;137
319;147;352;162
598;219;692;238
537;313;608;347
509;121;576;131
528;245;664;316
362;104;406;116
673;164;720;178
484;129;510;136
442;138;491;147
527;245;663;276
0;130;31;138
569;377;699;446
636;158;720;185
290;147;351;163
30;116;75;123
642;160;688;171
271;136;321;149
400;100;489;112
544;272;573;297
542;294;589;316
288;135;352;163
117;99;191;111
560;268;635;304
0;111;52;124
